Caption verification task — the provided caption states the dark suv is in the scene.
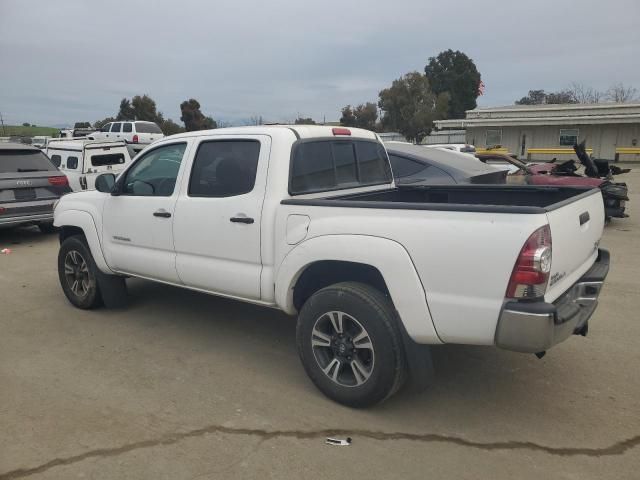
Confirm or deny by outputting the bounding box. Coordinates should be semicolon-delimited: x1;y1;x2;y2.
0;143;71;233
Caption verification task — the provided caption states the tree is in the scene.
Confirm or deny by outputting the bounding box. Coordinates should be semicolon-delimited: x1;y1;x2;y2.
159;118;185;136
339;105;357;127
425;49;481;119
294;117;316;125
131;94;164;124
354;102;378;130
568;83;603;104
515;89;548;105
22;122;30;127
179;98;217;131
116;98;135;120
94;117;115;129
378;72;449;143
606;83;638;103
515;89;577;105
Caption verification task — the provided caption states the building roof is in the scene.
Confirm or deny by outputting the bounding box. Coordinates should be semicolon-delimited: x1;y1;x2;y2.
435;102;640;129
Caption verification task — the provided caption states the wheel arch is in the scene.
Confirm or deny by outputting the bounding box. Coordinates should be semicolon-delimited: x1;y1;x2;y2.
55;210;112;274
275;235;441;344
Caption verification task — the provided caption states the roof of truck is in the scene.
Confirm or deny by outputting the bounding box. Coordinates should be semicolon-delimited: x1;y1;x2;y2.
46;139;128;151
161;125;379;141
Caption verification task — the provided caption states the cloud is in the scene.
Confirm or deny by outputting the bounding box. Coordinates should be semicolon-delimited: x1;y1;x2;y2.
1;0;638;126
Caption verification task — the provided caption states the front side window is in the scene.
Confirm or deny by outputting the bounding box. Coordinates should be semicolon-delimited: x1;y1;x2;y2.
110;122;122;133
486;129;502;147
290;140;391;194
66;156;79;169
122;123;133;133
559;129;579;146
189;140;260;197
100;123;112;132
122;143;186;196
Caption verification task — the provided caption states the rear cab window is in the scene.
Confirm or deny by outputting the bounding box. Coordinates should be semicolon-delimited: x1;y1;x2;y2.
290;139;391;195
0;149;57;173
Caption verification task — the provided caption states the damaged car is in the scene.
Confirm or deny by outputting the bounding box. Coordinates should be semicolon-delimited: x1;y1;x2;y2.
476;142;629;219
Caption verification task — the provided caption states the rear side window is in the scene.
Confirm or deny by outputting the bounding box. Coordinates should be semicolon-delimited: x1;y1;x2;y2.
189;140;260;197
135;122;163;134
0;150;57;173
290;140;391;194
90;153;126;166
50;154;62;168
122;123;133;133
389;154;429;178
66;156;79;169
111;123;122;133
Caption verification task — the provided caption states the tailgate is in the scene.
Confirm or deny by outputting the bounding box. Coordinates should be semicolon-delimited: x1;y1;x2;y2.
545;189;604;302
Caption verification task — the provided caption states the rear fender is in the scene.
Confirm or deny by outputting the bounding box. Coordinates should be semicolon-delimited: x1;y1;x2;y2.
275;235;441;344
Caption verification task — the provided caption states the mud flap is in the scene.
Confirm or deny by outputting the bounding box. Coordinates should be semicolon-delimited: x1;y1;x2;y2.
398;321;435;393
95;270;128;308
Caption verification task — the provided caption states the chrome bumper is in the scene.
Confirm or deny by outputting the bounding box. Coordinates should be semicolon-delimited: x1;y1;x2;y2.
495;249;610;353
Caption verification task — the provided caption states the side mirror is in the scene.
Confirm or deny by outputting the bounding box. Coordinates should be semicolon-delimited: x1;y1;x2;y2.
95;173;116;193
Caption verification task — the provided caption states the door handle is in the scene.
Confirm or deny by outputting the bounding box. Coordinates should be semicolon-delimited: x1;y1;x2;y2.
230;216;254;224
153;209;172;218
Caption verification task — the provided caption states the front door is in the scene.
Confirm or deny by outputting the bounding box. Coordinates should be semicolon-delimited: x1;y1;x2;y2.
102;141;190;283
173;135;270;300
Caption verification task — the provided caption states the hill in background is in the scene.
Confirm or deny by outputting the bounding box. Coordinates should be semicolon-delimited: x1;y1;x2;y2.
1;125;59;137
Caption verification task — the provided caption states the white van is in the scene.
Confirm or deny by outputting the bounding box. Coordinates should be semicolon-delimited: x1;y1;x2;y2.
45;140;131;191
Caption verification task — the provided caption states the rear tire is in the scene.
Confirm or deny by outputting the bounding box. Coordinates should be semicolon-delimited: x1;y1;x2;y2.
296;282;406;407
58;236;103;309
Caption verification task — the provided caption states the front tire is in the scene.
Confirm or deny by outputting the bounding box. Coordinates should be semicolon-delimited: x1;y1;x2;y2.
58;236;103;309
296;282;406;407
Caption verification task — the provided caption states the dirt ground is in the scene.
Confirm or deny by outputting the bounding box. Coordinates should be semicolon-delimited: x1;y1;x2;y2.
1;173;639;479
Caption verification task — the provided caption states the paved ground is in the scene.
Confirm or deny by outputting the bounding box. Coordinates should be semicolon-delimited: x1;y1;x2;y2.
1;174;639;479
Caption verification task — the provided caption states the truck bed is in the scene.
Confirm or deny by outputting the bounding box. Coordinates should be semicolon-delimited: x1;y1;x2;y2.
282;185;599;214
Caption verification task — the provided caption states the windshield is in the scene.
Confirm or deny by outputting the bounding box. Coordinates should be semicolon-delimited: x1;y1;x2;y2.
0;149;57;173
135;122;163;134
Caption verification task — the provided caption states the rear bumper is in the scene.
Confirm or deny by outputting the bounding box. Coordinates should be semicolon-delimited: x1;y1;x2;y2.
495;249;610;353
0;212;54;227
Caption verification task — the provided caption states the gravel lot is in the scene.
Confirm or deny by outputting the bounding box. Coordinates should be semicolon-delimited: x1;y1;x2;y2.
1;172;639;479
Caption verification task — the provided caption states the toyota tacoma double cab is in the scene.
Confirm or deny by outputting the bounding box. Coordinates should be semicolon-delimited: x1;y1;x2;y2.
54;125;610;407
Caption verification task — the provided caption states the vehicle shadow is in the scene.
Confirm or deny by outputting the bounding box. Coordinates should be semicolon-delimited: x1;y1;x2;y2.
115;278;590;422
0;225;58;247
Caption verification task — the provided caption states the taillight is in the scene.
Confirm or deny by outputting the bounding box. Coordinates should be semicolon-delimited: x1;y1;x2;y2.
48;176;68;187
132;134;139;143
332;128;351;136
506;225;552;299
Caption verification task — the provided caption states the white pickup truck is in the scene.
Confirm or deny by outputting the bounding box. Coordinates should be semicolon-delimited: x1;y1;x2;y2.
53;125;610;407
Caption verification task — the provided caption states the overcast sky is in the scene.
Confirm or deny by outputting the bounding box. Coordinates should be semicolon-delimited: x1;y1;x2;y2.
1;0;639;127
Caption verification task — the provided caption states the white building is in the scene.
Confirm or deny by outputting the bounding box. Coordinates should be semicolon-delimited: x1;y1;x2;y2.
434;103;640;161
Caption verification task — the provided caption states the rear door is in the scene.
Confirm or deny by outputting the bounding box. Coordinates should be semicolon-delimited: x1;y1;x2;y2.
173;135;270;299
83;145;130;189
544;190;604;302
0;148;66;222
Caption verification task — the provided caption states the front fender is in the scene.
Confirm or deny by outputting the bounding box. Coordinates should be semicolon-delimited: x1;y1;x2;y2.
275;235;441;344
54;209;112;274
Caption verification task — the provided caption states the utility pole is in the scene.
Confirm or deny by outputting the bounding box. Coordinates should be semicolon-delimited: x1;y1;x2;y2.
0;112;6;136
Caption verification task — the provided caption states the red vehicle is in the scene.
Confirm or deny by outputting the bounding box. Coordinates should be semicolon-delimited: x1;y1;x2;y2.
476;143;629;219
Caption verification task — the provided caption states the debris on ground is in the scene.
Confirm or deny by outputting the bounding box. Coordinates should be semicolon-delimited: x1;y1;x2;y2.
1;248;12;254
326;437;352;446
